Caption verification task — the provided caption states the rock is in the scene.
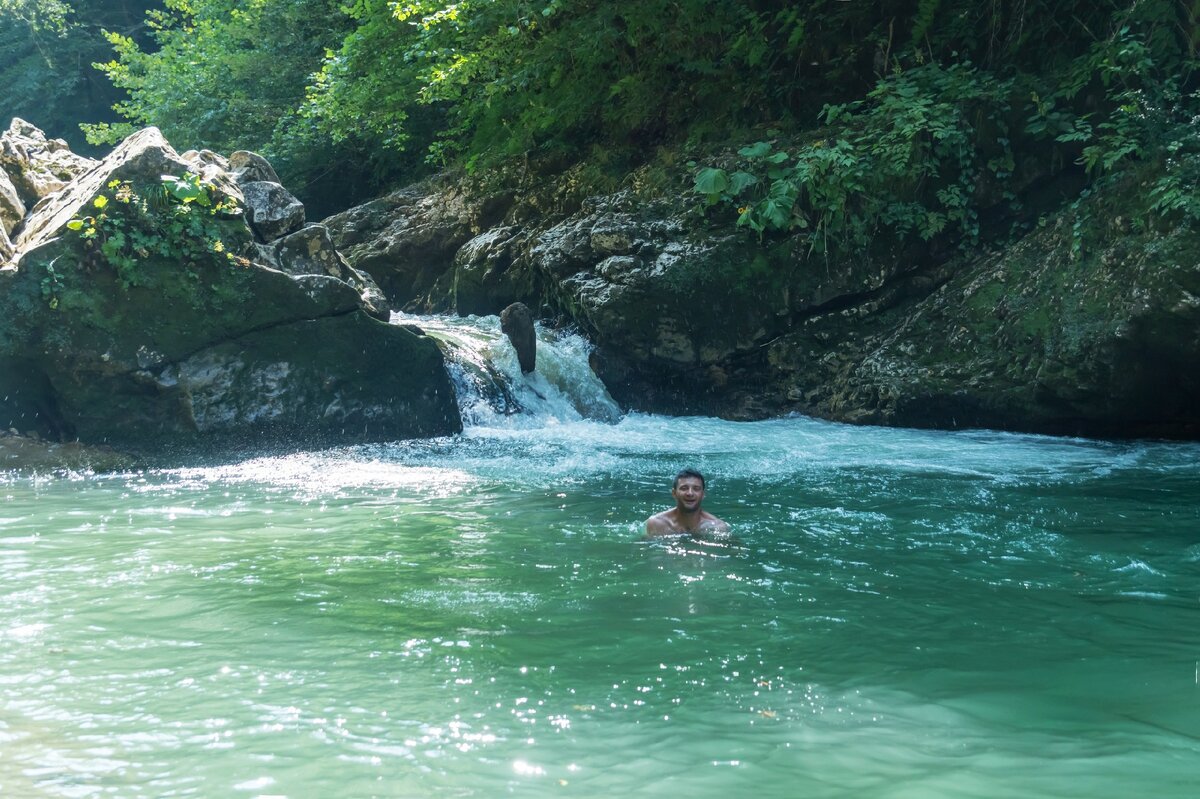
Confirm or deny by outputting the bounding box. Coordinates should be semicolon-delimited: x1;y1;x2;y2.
0;227;11;263
0;124;462;456
242;180;305;241
181;149;230;171
452;226;532;315
500;301;537;373
324;182;484;308
13;126;196;254
318;146;1200;438
0;168;24;235
0;118;98;206
45;311;460;450
0;429;137;472
272;223;390;318
229;150;281;185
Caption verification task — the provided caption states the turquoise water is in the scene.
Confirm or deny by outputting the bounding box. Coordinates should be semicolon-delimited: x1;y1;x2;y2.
2;415;1199;798
2;320;1199;797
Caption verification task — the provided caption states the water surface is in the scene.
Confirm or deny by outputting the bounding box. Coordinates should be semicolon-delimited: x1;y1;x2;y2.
2;325;1198;798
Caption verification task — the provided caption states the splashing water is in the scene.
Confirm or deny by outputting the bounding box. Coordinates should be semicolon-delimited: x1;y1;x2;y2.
396;312;621;427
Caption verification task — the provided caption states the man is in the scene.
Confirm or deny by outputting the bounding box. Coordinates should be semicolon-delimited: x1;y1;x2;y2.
644;468;730;538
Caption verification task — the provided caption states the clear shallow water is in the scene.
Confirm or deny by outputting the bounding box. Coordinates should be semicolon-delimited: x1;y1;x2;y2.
2;323;1200;798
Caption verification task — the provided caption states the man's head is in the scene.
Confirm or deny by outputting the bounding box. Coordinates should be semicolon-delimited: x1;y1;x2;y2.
673;468;705;490
671;468;706;512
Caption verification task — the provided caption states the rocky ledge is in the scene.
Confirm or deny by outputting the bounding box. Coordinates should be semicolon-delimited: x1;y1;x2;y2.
325;157;1200;439
0;119;460;458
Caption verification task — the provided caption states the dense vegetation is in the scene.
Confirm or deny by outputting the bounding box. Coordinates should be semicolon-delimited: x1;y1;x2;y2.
2;0;1197;230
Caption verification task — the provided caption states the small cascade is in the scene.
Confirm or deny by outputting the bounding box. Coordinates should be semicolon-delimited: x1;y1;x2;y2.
391;312;622;427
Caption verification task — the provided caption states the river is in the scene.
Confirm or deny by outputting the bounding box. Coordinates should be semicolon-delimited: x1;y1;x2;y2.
1;317;1198;797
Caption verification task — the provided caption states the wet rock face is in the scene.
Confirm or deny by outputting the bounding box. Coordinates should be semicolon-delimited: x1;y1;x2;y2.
453;226;531;315
0;121;461;455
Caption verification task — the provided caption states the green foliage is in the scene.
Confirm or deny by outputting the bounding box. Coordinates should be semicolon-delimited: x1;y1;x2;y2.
694;62;1013;253
87;0;397;215
0;0;157;153
1026;8;1200;230
64;175;241;293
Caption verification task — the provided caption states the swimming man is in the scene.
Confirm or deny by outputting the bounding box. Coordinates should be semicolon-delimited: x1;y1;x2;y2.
644;468;730;538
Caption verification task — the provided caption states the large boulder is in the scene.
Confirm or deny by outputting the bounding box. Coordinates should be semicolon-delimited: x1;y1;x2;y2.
0;124;461;455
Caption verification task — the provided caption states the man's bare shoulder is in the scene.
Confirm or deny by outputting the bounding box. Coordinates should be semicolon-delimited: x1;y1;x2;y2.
644;511;680;537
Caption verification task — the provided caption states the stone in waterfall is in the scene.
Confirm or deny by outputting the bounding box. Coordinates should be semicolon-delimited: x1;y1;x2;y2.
500;301;537;374
0;121;461;455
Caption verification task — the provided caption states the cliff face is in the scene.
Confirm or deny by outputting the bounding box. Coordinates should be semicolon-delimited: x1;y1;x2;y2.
325;159;1200;439
0;120;461;456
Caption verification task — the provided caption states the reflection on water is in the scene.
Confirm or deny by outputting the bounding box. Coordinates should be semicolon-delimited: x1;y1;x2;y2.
2;412;1199;798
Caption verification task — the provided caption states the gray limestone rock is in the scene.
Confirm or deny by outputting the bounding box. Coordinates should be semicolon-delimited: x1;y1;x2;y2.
0;124;460;455
229;150;281;185
0;118;98;206
242;180;305;241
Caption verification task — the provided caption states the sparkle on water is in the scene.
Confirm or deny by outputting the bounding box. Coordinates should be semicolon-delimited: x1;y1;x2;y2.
2;319;1199;798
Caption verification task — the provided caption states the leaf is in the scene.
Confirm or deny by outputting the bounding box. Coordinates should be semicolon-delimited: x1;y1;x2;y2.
693;167;729;196
66;219;85;231
737;141;772;159
728;171;759;195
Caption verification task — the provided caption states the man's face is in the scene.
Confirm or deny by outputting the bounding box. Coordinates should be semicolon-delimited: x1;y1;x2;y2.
672;477;705;512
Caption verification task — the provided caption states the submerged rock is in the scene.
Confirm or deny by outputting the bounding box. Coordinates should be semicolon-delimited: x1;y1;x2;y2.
0;430;137;472
0;121;461;456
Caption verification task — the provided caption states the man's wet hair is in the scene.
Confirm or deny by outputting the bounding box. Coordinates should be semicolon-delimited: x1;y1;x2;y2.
673;468;706;489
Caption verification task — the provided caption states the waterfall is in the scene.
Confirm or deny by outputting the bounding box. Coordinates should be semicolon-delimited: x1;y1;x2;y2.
391;312;622;427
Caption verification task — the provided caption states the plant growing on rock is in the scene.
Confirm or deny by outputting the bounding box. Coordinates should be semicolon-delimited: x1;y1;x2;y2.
64;174;243;292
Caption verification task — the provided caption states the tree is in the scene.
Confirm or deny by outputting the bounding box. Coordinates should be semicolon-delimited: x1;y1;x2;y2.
0;0;156;153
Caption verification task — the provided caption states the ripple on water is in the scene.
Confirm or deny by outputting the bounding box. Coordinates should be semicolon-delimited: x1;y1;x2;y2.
1;415;1199;797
